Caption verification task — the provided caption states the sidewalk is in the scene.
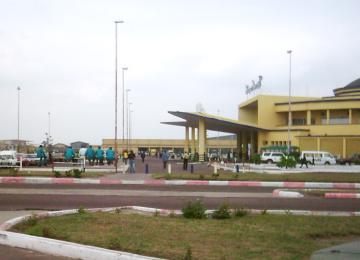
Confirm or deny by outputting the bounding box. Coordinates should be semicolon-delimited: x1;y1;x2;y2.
0;211;70;260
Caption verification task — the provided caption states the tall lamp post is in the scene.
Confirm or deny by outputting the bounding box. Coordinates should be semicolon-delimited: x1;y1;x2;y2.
17;86;21;152
129;109;133;149
128;102;133;150
114;20;124;173
287;50;293;155
126;89;131;150
122;67;128;146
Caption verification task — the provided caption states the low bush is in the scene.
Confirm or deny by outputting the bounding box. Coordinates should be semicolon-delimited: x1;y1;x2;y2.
182;200;206;219
277;156;297;168
78;206;86;214
73;169;82;178
54;171;61;178
65;171;72;177
212;203;231;219
250;154;261;164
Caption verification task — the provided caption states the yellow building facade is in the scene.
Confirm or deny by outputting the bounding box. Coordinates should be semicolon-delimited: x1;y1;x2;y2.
165;78;360;161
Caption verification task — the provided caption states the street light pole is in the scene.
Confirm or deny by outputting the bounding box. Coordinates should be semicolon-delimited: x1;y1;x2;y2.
129;109;133;149
48;112;51;140
128;103;133;150
126;89;131;150
122;67;128;148
17;86;21;152
114;20;124;173
287;50;292;155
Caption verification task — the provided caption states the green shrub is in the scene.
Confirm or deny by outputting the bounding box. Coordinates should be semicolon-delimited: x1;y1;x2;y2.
73;169;82;178
65;170;72;177
115;208;122;214
250;154;261;164
212;203;231;219
199;174;205;180
54;171;61;178
78;206;86;214
234;208;248;218
276;156;297;168
165;173;172;180
211;172;219;179
182;200;206;219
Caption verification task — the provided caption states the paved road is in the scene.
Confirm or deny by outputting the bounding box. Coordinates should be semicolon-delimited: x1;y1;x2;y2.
0;183;359;211
0;245;70;260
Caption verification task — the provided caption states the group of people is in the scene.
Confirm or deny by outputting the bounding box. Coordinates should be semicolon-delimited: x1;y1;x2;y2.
83;145;115;165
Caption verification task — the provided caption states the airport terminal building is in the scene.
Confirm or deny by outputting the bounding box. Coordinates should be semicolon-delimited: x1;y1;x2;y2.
163;78;360;161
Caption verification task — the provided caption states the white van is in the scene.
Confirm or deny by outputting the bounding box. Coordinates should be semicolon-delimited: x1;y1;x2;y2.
0;150;17;166
300;151;336;165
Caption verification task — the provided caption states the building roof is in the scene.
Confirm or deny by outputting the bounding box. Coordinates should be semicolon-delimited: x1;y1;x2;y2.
343;78;360;89
333;77;360;96
162;111;267;133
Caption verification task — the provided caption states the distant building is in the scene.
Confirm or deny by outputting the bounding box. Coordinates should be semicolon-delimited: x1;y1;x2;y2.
164;78;360;161
70;141;89;152
53;143;67;154
0;139;33;153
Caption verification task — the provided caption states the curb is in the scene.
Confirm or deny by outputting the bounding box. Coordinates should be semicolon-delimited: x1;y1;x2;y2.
324;193;360;199
1;206;360;260
1;177;360;189
272;189;304;198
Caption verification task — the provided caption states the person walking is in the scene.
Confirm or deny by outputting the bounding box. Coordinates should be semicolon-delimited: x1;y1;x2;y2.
36;145;46;167
183;152;189;171
162;150;169;170
128;150;136;173
95;146;104;165
300;154;308;168
64;146;75;162
141;151;146;163
85;145;95;165
123;150;128;165
106;147;115;165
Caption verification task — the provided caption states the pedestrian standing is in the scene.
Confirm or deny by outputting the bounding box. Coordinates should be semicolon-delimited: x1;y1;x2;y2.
36;145;46;167
162;150;169;170
141;151;146;163
106;147;115;165
85;145;95;165
183;152;189;171
128;150;136;173
64;146;75;162
95;146;104;165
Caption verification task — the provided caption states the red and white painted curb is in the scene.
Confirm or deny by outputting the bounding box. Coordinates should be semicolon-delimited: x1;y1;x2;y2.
1;176;360;189
324;193;360;199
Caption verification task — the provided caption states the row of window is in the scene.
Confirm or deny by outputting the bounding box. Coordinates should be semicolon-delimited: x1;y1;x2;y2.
263;141;291;146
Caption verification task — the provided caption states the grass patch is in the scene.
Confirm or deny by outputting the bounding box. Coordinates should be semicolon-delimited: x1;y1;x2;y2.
11;212;360;259
0;169;105;178
152;172;360;183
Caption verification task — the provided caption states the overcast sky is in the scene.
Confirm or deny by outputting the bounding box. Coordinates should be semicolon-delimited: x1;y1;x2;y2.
1;0;359;145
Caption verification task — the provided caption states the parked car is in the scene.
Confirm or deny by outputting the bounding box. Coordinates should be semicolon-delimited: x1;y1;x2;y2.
261;152;285;163
336;153;360;165
21;153;40;166
300;151;336;165
0;150;17;166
